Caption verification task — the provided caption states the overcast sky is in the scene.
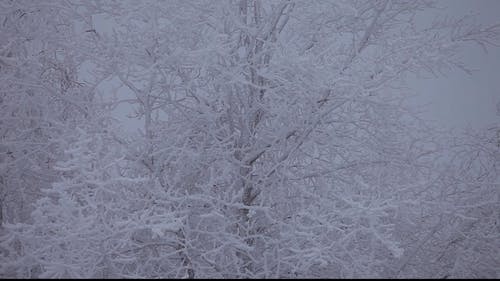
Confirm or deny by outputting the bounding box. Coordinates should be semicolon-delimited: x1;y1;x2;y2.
407;0;500;130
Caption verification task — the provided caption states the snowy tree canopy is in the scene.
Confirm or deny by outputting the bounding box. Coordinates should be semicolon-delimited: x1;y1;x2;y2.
0;0;499;278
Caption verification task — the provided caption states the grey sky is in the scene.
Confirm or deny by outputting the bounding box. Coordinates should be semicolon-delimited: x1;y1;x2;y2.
408;0;500;130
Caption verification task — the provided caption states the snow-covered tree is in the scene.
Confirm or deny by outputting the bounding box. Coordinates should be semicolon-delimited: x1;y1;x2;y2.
393;127;499;278
0;0;92;226
1;0;499;278
77;0;498;277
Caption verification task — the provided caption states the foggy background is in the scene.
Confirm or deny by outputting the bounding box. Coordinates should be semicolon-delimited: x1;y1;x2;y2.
408;0;500;130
